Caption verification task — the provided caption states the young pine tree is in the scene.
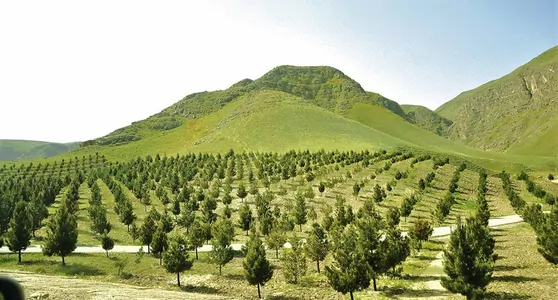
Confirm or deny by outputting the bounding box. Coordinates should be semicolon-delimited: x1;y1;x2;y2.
163;236;194;287
209;216;235;275
6;200;32;263
305;223;329;273
42;205;78;266
243;228;274;299
325;225;370;300
282;234;307;284
441;217;495;300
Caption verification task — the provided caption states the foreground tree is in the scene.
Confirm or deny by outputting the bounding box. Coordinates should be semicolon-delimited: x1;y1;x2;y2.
209;217;235;275
409;218;433;252
6;200;32;263
42;205;78;266
282;234;307;284
305;223;328;273
536;208;558;265
266;226;287;259
163;236;194;287
441;217;495;299
101;231;115;258
243;228;274;299
189;220;206;260
150;223;169;265
325;225;370;300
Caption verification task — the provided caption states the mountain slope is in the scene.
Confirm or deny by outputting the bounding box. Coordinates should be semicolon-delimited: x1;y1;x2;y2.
0;140;79;161
66;89;413;159
401;104;452;135
436;46;558;156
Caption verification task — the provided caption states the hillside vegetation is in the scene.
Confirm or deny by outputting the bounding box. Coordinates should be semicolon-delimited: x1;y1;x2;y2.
401;104;453;135
0;139;78;161
436;46;558;156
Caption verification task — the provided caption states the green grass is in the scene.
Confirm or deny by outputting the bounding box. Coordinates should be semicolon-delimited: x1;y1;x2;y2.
401;104;452;136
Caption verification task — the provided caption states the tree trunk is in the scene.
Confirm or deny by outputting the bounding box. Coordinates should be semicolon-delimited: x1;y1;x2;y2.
159;255;162;265
299;224;302;232
144;205;147;212
195;247;199;260
350;291;354;300
373;277;377;291
316;259;320;273
219;264;222;276
106;250;109;258
257;283;261;299
18;250;21;263
127;224;130;232
62;255;66;266
32;228;36;238
275;248;278;259
246;230;248;236
177;272;181;287
147;245;150;254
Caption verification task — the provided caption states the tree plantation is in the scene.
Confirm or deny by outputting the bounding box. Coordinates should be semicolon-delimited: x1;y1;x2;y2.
0;149;557;299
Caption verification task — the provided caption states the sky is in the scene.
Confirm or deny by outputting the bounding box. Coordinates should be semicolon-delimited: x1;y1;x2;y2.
0;0;556;143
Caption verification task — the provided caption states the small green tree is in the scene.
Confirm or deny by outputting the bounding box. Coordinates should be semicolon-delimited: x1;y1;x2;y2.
163;236;194;287
238;202;253;235
441;217;495;299
325;225;370;300
305;223;328;273
282;234;307;284
266;226;287;259
150;223;169;265
209;217;235;275
6;200;32;263
293;194;307;232
237;183;248;202
42;205;78;266
536;208;558;265
101;231;115;258
189;220;206;260
243;228;273;299
409;218;433;252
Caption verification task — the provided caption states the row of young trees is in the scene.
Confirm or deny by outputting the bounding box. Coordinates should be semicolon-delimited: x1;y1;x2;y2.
518;171;557;207
434;163;466;222
501;171;558;266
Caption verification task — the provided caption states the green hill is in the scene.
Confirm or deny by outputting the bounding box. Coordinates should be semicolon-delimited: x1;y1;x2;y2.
25;61;557;172
0;140;79;161
436;46;558;156
401;104;453;135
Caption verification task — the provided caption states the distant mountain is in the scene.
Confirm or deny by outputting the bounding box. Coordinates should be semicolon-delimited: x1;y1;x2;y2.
0;140;79;161
436;46;558;156
62;64;557;171
401;104;452;136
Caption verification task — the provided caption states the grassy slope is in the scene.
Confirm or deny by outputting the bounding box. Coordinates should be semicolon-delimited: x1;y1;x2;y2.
401;104;453;135
0;139;79;161
346;103;556;171
436;46;558;156
46;90;413;161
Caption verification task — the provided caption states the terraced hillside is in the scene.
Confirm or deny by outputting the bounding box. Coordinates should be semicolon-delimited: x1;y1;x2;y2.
1;150;557;299
436;46;558;156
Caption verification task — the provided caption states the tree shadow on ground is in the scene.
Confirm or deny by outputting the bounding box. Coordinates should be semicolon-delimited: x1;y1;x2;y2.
493;275;539;283
223;273;244;281
180;284;221;295
384;287;451;298
493;264;526;272
20;259;104;276
484;291;531;300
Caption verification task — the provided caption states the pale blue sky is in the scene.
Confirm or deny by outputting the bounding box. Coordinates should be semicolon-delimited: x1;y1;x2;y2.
0;0;556;143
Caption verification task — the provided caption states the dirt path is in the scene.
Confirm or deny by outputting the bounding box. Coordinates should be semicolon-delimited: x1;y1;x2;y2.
0;214;525;254
1;269;229;300
424;251;445;291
